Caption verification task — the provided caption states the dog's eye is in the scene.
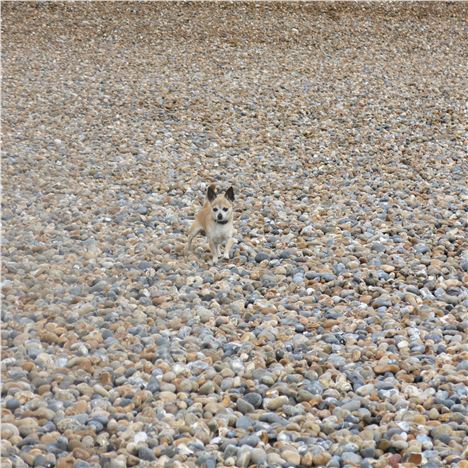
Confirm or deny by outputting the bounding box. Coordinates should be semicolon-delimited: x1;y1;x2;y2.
222;207;228;212
213;208;218;212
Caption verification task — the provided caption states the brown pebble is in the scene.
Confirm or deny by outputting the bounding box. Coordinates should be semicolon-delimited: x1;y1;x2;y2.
100;371;112;386
65;400;88;416
72;448;91;460
374;363;399;374
406;453;422;464
22;362;35;372
57;455;75;468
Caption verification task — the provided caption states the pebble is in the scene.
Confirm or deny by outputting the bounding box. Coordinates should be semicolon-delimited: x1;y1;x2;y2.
250;448;267;465
5;399;21;411
255;252;270;263
236;399;255;414
1;3;465;468
137;447;156;461
235;416;253;430
342;452;362;465
281;449;301;465
264;396;289;411
243;392;263;409
236;449;251;468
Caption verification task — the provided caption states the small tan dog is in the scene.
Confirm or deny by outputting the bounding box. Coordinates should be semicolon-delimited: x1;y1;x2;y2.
186;184;236;264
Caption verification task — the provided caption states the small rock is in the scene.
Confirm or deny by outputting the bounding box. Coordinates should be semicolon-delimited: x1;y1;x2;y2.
138;447;156;461
237;398;255;414
264;396;289;411
342;452;362;465
282;449;301;465
250;448;267;465
236;415;253;430
243;392;263;409
255;252;270;263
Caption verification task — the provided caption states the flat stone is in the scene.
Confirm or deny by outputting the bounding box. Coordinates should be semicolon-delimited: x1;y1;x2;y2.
282;449;301;465
237;398;255;414
264;396;289;411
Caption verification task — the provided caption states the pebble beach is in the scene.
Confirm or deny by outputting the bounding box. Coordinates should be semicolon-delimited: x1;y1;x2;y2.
1;2;467;467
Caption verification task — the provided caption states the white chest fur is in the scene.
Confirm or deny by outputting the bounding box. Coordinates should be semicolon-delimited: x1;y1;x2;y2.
210;222;232;244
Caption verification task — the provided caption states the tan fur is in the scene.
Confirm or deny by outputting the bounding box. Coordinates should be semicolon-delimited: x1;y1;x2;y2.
186;184;236;264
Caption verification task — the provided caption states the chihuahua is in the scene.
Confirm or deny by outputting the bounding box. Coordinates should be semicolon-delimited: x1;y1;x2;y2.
186;184;236;264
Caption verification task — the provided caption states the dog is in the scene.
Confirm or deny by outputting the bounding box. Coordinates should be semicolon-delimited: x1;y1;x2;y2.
186;184;236;264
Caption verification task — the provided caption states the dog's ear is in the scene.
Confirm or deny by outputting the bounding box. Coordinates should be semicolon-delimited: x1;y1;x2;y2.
207;184;217;202
225;186;234;202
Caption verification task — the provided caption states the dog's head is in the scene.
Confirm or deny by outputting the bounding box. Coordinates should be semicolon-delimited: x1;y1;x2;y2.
207;184;234;225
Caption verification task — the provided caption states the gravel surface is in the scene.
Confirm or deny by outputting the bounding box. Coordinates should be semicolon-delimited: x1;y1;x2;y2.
2;2;467;467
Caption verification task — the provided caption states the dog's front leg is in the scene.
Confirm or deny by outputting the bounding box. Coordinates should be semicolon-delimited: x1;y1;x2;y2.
209;240;218;265
224;237;235;260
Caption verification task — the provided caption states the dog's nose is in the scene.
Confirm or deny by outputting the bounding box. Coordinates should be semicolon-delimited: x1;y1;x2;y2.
217;213;223;220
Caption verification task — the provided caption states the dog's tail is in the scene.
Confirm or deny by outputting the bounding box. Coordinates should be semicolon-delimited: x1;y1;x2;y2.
206;183;217;202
